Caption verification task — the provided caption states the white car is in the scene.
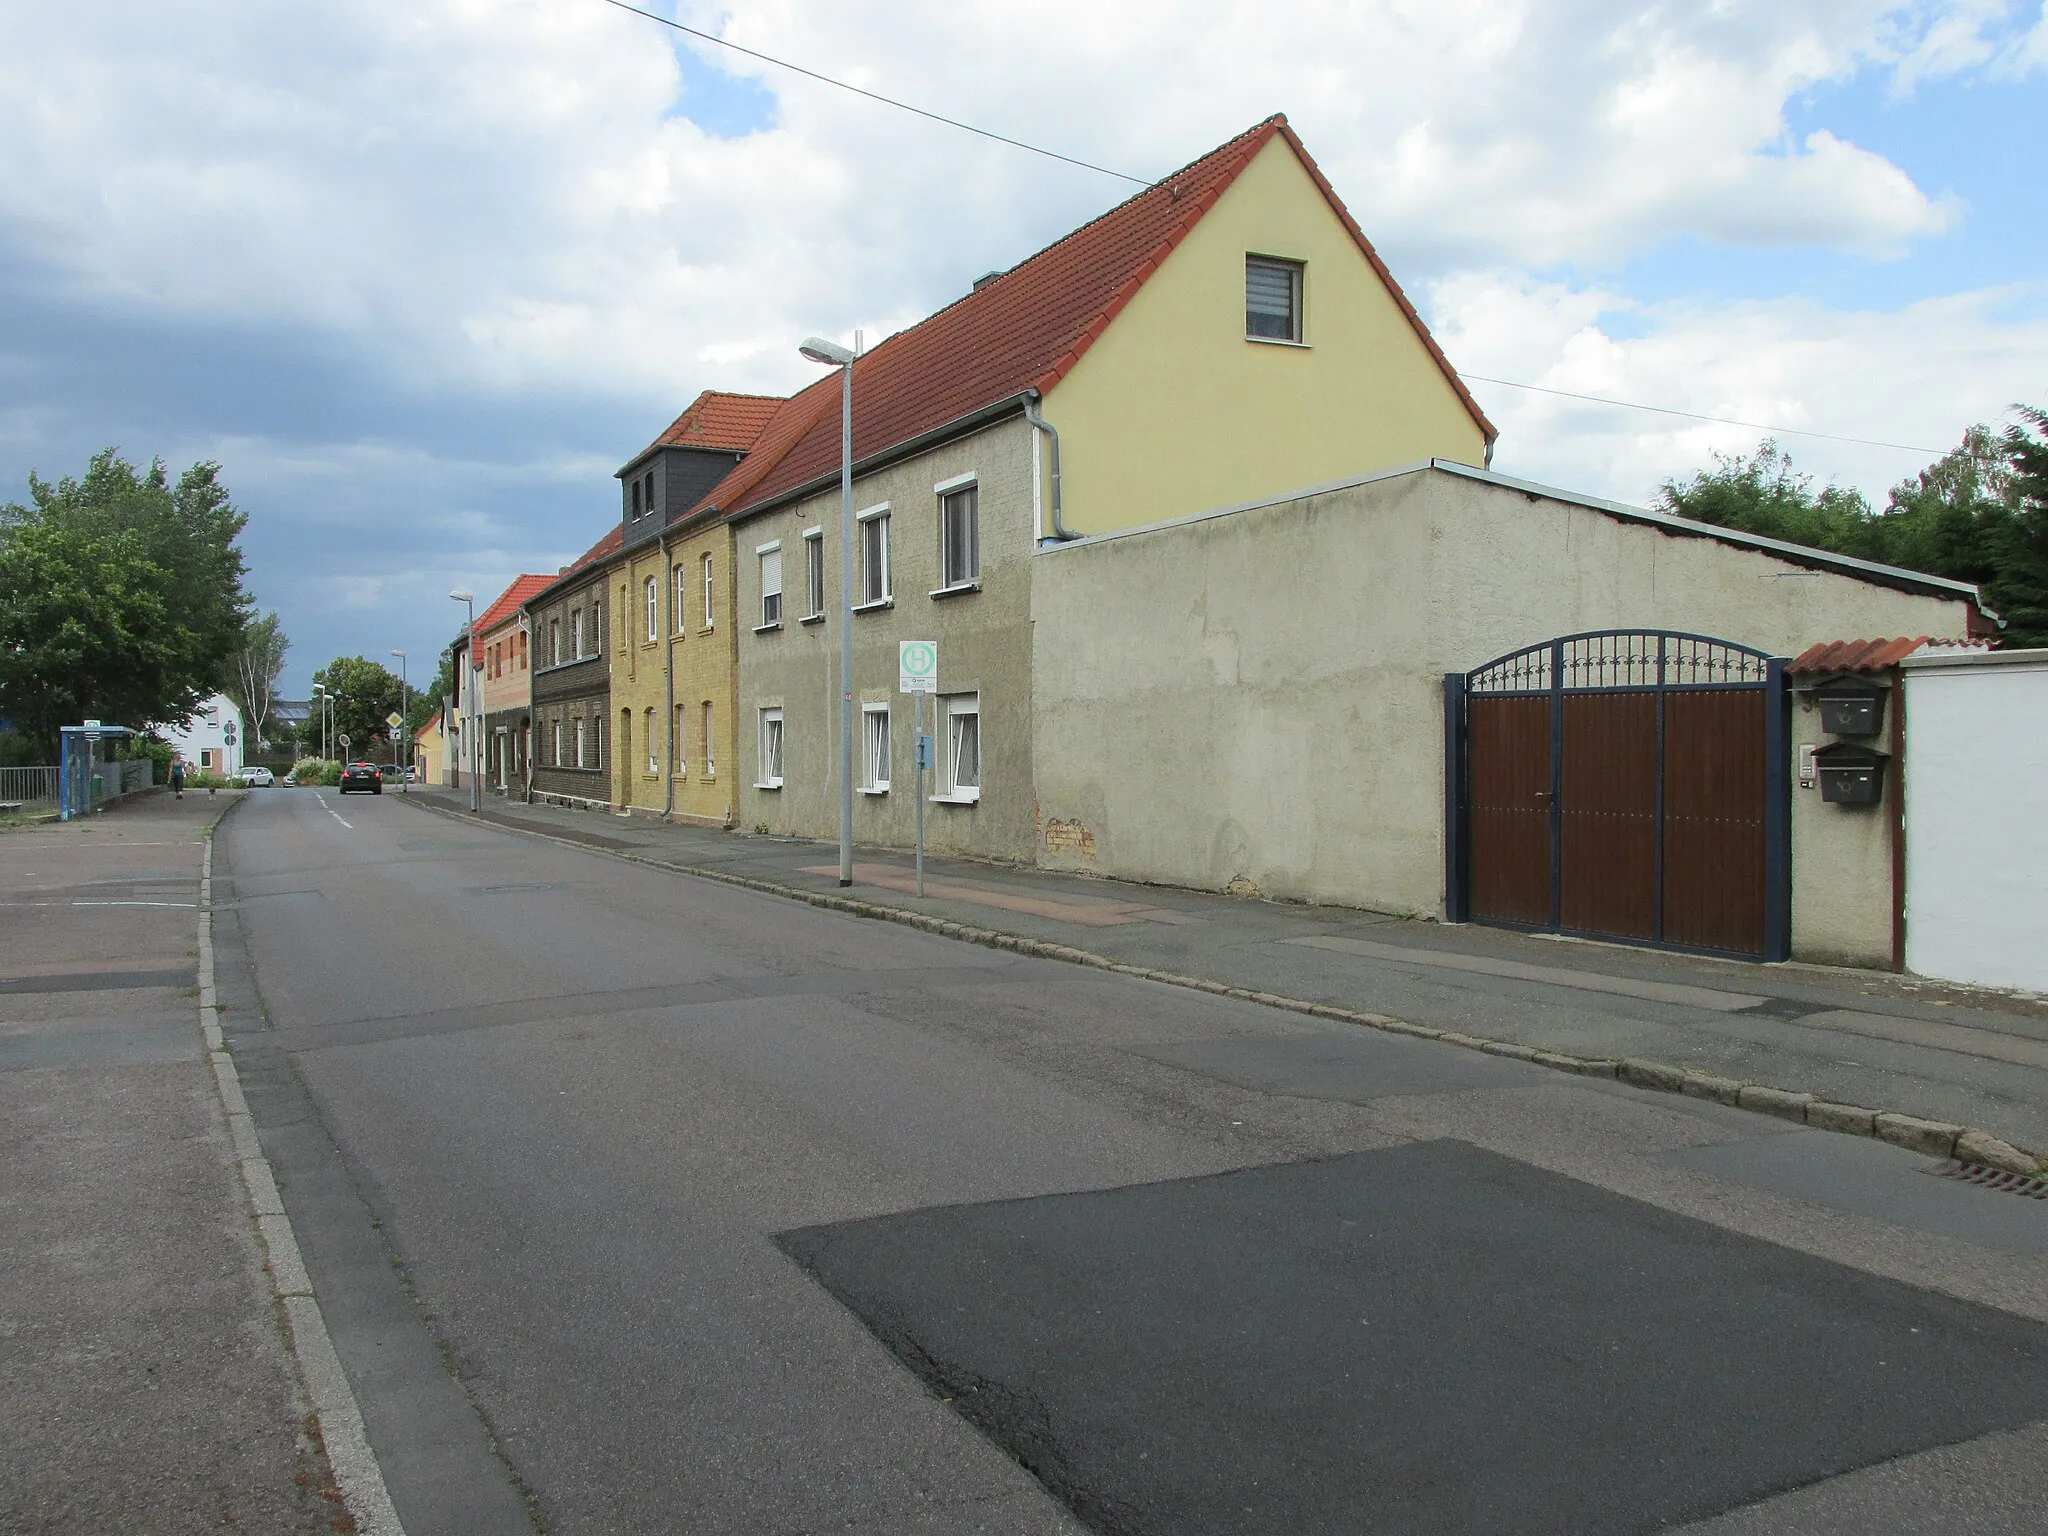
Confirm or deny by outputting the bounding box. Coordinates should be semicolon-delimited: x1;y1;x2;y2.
236;766;275;787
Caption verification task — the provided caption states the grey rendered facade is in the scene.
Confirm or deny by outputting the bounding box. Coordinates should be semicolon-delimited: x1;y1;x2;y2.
529;568;613;807
734;413;1039;862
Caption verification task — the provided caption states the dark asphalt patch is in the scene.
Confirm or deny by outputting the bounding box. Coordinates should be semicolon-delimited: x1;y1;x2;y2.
778;1140;2048;1536
1135;1027;1540;1103
0;968;190;994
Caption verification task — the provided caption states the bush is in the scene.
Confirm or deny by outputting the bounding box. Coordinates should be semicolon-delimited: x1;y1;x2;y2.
289;756;344;785
120;734;175;777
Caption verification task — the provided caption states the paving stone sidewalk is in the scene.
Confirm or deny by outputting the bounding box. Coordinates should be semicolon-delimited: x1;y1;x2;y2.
410;786;2048;1163
0;790;348;1534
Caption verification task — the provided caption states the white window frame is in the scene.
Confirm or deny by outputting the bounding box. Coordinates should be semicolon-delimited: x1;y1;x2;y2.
933;691;980;804
856;502;891;609
702;554;715;629
673;703;686;773
552;720;562;767
570;608;583;659
934;473;980;593
1245;254;1306;345
574;716;587;769
645;707;657;774
701;701;715;778
674;564;688;634
756;707;784;789
756;540;783;630
645;576;658;642
859;703;891;794
801;527;825;622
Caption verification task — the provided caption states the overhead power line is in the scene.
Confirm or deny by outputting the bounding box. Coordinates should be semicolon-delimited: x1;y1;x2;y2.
1463;375;1944;457
591;0;1153;186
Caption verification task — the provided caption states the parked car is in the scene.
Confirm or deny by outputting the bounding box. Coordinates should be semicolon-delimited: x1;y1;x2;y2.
235;766;275;787
339;762;383;795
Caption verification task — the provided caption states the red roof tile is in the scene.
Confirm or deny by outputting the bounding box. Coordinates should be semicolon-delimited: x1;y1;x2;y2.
476;574;555;636
1788;637;1986;675
697;114;1493;522
639;391;786;461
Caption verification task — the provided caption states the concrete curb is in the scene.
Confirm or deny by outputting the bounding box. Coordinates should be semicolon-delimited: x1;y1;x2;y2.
199;804;407;1536
407;797;2048;1180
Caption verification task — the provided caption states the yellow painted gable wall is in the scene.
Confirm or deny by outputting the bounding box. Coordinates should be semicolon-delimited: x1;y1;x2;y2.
1044;135;1489;536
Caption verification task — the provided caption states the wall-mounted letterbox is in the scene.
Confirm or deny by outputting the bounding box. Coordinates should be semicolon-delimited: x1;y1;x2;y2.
1813;677;1888;737
1814;742;1889;805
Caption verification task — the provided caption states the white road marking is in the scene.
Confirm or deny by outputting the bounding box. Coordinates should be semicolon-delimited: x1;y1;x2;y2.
196;829;403;1534
313;793;354;830
72;899;199;908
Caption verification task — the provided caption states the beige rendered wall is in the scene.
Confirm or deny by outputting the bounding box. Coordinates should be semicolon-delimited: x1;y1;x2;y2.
1041;134;1489;540
1031;467;1972;948
734;416;1038;862
1786;680;1900;969
664;519;740;827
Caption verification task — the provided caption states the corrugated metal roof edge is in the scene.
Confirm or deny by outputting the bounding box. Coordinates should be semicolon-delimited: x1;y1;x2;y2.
1038;456;1993;614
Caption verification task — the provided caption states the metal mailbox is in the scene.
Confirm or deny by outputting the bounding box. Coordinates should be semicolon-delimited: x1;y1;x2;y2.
1814;742;1889;805
1813;678;1888;737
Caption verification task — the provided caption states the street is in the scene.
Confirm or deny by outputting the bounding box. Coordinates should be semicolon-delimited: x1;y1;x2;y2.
211;787;2048;1535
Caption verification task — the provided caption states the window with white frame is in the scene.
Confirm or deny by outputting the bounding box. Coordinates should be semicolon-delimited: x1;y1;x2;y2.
645;708;657;773
756;707;783;788
803;528;824;620
571;608;584;659
645;577;658;642
701;701;715;776
673;703;686;773
937;692;980;802
702;554;715;628
552;720;562;767
674;564;688;633
1246;255;1304;342
574;716;587;769
549;617;560;666
938;479;979;588
857;505;890;606
860;704;890;793
757;542;782;628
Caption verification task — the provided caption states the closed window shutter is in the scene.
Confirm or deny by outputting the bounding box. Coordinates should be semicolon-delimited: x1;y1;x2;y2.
1246;258;1299;339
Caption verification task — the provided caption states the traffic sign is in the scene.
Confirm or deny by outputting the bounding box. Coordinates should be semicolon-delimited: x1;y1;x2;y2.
338;733;352;749
386;712;404;731
899;640;937;694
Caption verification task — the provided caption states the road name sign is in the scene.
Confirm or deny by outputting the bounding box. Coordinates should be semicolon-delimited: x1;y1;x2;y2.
899;640;938;694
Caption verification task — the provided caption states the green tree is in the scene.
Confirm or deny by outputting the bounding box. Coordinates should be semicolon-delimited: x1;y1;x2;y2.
412;635;463;735
0;449;252;751
1990;406;2048;646
223;611;290;750
310;656;404;760
1655;441;1874;550
0;520;177;755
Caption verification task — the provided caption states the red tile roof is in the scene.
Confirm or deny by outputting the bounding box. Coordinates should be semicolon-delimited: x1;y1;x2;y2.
638;391;786;461
691;114;1494;523
1788;637;1986;675
476;574;555;636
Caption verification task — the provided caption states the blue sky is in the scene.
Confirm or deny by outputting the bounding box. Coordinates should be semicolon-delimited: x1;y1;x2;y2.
2;2;2043;698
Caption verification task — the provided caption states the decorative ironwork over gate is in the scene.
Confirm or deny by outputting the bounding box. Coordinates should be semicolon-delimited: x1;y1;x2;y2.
1444;631;1790;959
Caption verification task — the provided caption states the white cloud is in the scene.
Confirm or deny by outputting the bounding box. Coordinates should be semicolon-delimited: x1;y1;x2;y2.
1431;270;2048;506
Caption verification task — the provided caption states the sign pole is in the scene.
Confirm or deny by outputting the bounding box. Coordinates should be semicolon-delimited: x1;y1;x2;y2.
914;689;925;897
899;640;937;900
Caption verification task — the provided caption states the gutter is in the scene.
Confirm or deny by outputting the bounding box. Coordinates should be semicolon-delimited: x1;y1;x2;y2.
1023;391;1075;541
660;526;675;821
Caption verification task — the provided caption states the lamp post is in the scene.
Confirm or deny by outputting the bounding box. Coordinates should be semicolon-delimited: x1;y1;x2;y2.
389;649;409;793
799;334;856;887
450;589;480;813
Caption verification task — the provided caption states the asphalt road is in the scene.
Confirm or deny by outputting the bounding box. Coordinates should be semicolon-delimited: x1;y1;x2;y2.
215;788;2048;1535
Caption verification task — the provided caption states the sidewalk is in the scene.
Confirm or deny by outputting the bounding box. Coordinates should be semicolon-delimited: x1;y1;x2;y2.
412;787;2048;1164
0;791;349;1534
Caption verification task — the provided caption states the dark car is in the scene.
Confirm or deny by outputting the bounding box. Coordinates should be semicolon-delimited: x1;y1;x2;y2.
339;761;383;795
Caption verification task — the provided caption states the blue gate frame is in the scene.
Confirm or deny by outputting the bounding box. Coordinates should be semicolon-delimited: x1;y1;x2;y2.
1443;630;1791;961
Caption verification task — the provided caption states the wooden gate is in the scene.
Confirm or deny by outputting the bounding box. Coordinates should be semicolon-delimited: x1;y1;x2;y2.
1445;632;1789;959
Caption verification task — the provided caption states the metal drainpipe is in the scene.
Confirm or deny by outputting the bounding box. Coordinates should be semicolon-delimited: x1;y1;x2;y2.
661;528;675;821
1022;392;1075;541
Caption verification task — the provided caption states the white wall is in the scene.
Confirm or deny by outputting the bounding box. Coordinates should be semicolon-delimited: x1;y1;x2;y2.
1903;649;2048;992
158;694;244;777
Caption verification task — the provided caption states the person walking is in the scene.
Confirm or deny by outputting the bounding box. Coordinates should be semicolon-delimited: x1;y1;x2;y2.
169;758;185;799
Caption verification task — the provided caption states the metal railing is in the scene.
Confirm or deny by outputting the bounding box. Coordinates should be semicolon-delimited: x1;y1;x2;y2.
0;765;61;806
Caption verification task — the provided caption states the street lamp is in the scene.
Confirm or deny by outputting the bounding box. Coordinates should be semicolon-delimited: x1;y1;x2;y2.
389;649;409;794
799;334;856;888
449;589;480;814
311;684;326;761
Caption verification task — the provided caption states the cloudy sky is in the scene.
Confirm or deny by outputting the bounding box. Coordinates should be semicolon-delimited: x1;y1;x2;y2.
3;1;2043;693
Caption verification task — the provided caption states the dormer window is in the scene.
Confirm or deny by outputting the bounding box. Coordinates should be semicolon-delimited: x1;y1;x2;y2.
1246;255;1304;343
630;479;642;518
642;471;656;518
